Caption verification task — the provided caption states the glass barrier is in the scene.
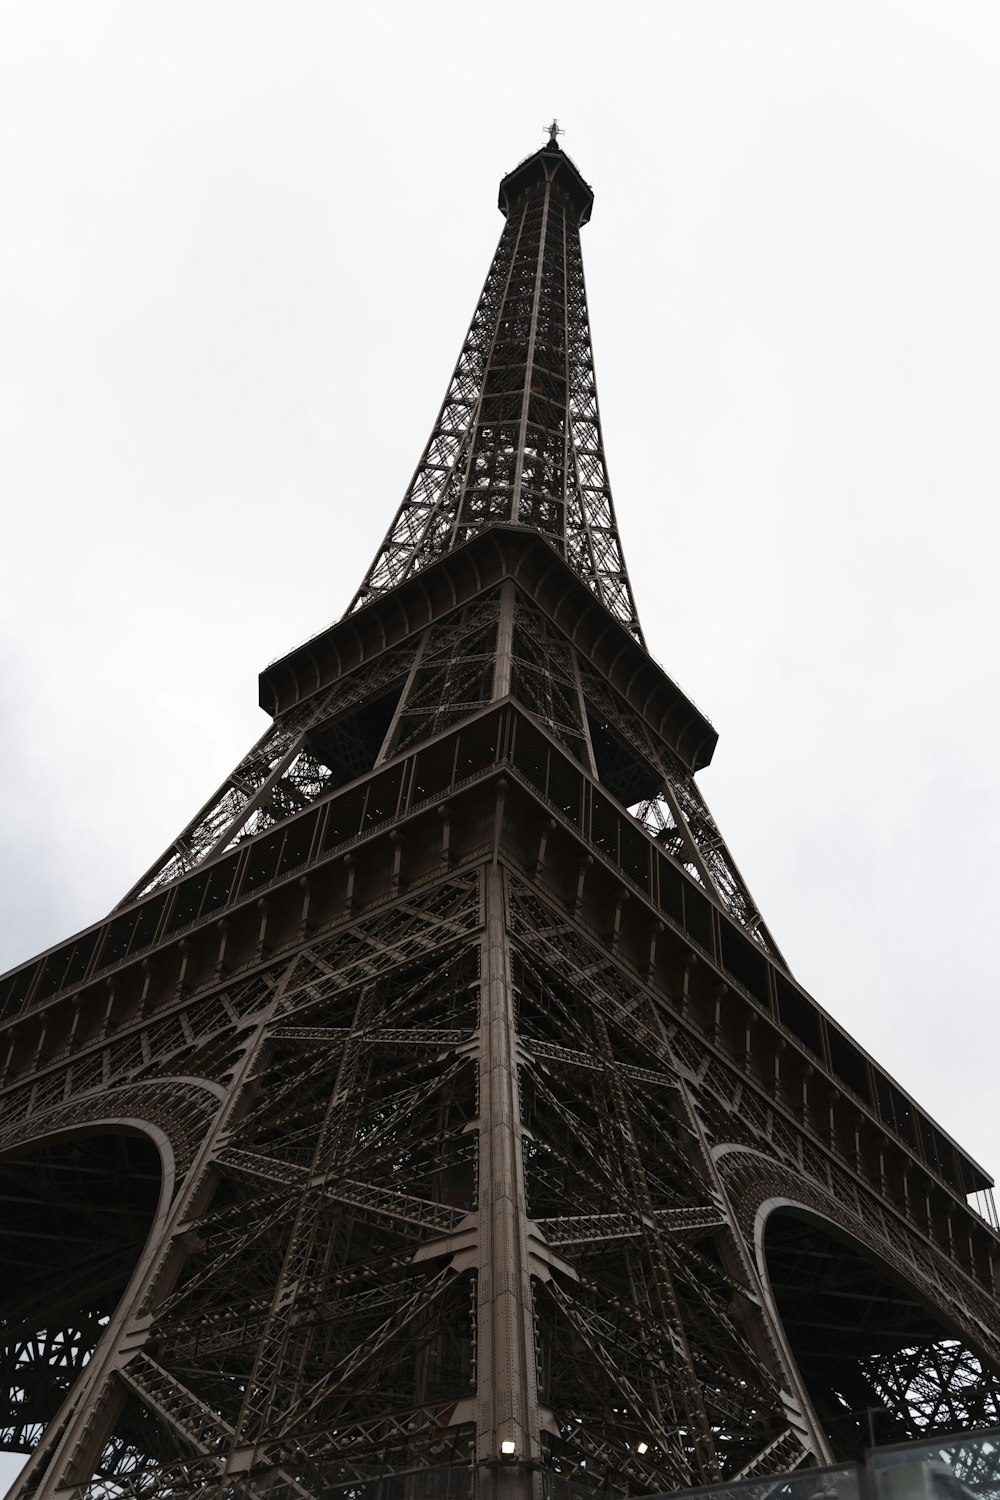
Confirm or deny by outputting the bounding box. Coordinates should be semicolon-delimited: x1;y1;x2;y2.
70;1431;992;1500
867;1429;1000;1500
637;1462;864;1500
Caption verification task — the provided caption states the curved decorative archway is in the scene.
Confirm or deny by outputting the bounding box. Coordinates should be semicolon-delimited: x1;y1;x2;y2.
0;1128;166;1459
761;1203;1000;1458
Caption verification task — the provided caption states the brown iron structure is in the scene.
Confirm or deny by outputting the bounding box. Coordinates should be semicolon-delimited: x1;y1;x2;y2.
2;137;1000;1500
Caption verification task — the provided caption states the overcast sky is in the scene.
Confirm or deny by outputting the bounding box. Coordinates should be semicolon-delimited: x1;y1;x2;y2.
1;3;999;1472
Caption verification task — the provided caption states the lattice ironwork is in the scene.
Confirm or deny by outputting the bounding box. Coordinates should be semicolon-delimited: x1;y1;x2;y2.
509;598;589;762
3;136;1000;1500
581;660;783;958
6;852;1000;1495
121;637;420;902
391;596;501;753
349;143;643;642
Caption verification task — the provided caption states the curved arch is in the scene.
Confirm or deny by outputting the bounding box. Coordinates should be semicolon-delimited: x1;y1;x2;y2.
0;1121;169;1462
757;1197;1000;1458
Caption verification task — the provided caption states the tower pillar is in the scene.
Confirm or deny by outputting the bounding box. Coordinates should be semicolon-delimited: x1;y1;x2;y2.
477;864;543;1496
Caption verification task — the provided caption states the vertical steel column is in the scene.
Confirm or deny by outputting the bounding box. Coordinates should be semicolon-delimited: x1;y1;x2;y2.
492;580;516;701
509;178;551;525
477;865;541;1498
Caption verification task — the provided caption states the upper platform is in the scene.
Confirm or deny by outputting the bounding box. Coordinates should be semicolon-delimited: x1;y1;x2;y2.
498;140;594;225
261;523;718;774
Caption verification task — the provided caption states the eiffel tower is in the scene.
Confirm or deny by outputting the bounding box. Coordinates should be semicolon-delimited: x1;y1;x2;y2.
3;132;1000;1500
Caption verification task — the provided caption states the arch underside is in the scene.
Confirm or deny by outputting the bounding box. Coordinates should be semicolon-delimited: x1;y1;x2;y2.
765;1209;1000;1458
0;1132;162;1457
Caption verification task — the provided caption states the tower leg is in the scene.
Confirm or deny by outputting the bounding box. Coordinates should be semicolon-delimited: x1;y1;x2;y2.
477;866;542;1500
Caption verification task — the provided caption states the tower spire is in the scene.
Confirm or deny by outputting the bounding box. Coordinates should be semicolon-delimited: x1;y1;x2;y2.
349;142;644;644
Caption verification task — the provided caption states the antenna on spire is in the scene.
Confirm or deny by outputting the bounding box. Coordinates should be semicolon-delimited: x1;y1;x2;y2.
544;118;564;147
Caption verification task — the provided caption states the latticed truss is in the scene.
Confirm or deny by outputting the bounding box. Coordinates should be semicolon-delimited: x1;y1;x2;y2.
348;142;643;641
4;868;798;1496
859;1343;1000;1435
577;660;783;960
507;889;793;1486
119;637;422;902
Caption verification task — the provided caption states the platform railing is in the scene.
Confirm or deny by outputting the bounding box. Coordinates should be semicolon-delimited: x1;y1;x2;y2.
968;1189;1000;1233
